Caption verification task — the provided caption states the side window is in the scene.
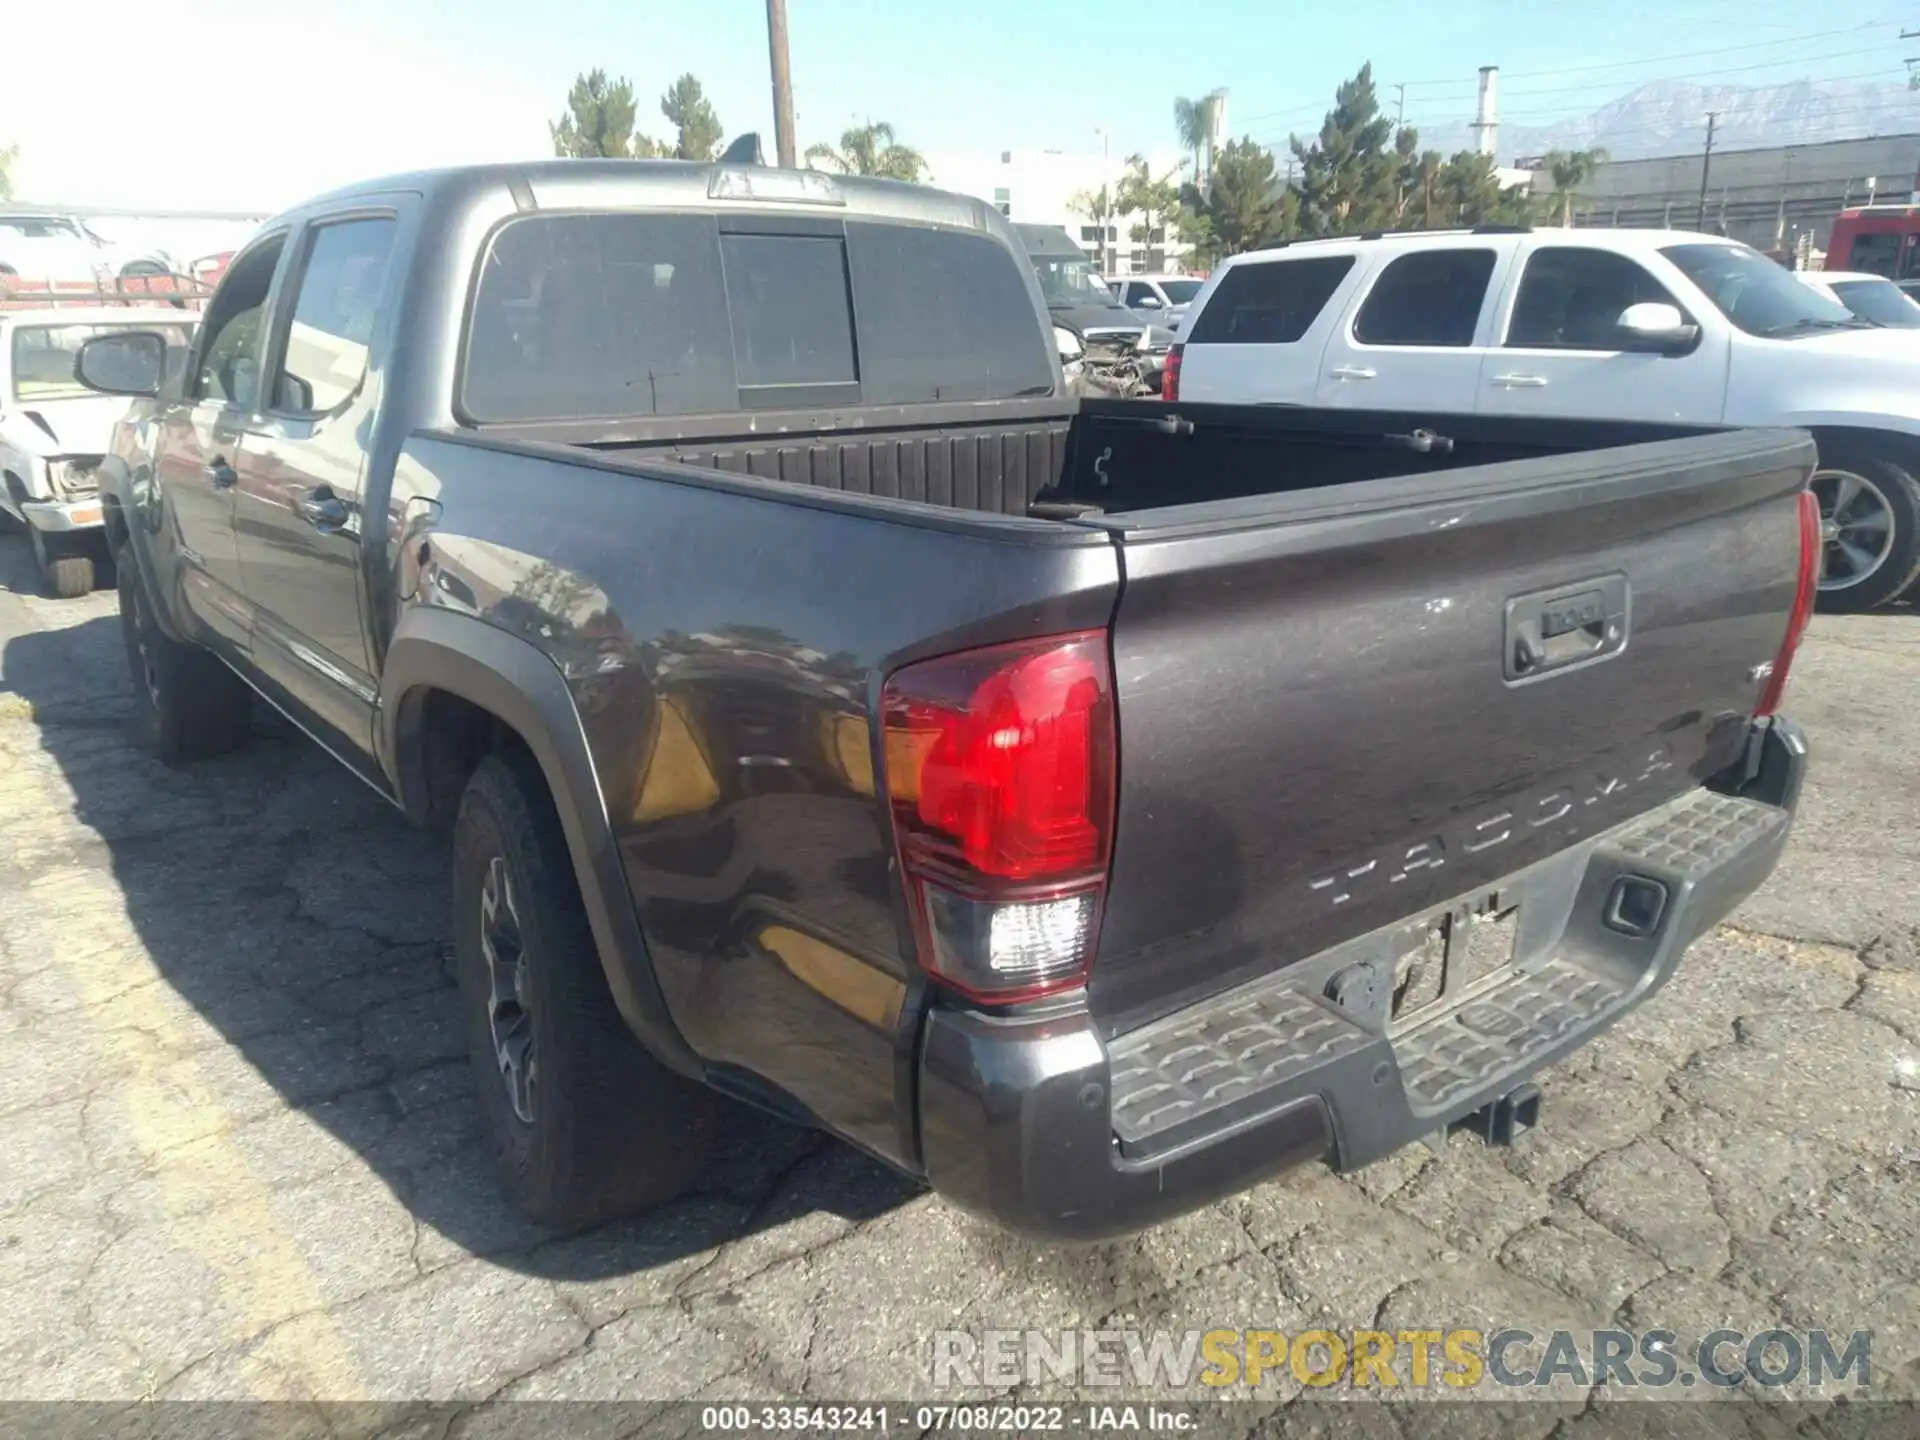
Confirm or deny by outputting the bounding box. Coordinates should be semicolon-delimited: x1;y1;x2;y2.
1124;282;1156;306
462;213;736;423
272;217;398;415
1507;247;1679;350
1184;256;1355;345
844;222;1052;404
193;235;287;408
1352;249;1497;348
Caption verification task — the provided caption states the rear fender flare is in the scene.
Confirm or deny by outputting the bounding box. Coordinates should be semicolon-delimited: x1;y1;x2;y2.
378;604;703;1079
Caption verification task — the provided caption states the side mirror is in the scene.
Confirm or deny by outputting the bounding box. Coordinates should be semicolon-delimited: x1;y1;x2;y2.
1134;295;1164;309
74;331;166;397
275;372;315;413
1617;302;1699;355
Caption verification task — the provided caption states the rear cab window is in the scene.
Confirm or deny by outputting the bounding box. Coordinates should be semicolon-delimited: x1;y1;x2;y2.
460;212;1054;423
1351;248;1498;347
1184;255;1356;345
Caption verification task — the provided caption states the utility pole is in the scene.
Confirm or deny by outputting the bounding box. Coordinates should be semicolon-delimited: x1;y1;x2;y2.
765;0;798;168
1393;83;1406;129
1696;111;1719;232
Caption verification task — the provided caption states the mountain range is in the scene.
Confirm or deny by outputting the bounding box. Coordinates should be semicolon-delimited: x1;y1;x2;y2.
1409;77;1920;164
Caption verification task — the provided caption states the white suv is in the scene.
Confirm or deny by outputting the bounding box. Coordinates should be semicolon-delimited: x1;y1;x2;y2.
1111;274;1205;326
1169;226;1920;611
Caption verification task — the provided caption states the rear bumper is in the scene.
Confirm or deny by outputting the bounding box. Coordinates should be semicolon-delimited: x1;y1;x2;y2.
917;717;1807;1241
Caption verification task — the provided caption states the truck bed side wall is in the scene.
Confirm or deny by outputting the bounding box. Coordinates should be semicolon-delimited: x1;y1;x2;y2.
380;432;1119;1168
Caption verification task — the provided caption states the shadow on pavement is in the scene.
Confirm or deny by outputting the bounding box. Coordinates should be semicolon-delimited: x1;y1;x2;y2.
0;548;919;1286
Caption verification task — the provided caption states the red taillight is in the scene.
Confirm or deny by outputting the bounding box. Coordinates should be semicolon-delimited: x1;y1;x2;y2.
882;631;1116;1002
1162;342;1183;401
1756;488;1821;717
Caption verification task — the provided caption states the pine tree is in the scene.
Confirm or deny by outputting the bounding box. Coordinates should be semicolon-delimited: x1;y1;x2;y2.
1290;63;1403;238
551;70;643;159
660;74;723;162
1179;139;1294;266
1434;152;1533;227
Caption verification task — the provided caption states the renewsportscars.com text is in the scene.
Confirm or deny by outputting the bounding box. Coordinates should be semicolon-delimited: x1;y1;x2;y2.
930;1328;1873;1391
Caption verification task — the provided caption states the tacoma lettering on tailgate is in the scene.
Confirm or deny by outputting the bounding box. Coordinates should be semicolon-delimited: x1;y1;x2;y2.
1308;744;1677;908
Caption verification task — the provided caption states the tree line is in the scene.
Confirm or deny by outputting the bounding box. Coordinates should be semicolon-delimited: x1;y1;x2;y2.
1124;65;1606;268
547;62;1607;271
552;71;926;181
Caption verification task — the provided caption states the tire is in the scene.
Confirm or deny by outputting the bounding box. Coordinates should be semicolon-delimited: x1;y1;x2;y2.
116;557;251;762
30;527;95;598
1812;440;1920;614
452;750;716;1228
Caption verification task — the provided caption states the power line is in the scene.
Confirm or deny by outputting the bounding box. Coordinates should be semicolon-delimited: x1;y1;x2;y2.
1244;48;1904;144
1404;68;1920;133
1403;44;1895;105
1393;19;1891;89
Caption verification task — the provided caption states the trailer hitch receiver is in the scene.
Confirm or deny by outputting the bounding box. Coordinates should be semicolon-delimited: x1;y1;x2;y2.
1455;1081;1542;1148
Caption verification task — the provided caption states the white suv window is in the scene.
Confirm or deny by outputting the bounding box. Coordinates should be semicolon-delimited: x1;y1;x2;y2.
1185;256;1355;345
1352;249;1496;347
1507;248;1678;350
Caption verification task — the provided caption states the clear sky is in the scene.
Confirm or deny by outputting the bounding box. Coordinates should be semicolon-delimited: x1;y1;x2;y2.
2;0;1909;214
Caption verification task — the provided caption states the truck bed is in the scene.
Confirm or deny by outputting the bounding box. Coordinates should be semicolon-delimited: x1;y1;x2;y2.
492;398;1733;523
408;400;1811;1152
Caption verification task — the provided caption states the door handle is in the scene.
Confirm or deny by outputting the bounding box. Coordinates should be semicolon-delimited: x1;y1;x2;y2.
205;459;237;488
1491;373;1549;388
1329;365;1377;381
297;491;351;530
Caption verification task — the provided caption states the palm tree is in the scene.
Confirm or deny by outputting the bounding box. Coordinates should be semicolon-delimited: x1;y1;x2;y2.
804;121;927;183
1543;147;1609;227
1174;97;1210;189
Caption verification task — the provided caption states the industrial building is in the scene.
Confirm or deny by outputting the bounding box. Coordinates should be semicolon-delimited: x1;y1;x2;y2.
1545;133;1920;258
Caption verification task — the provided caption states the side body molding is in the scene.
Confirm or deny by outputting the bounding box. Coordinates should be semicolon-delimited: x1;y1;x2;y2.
378;604;703;1079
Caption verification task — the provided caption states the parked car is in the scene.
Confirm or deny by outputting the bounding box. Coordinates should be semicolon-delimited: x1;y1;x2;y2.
77;158;1810;1241
0;308;198;595
1169;226;1920;611
1011;224;1174;389
1109;273;1205;327
0;208;178;289
1795;269;1920;328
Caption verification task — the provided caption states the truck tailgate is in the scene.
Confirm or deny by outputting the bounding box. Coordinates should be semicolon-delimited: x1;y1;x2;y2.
1092;428;1814;1033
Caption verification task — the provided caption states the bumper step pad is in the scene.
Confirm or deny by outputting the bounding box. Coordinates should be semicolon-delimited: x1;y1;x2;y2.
1109;987;1370;1148
1107;789;1787;1154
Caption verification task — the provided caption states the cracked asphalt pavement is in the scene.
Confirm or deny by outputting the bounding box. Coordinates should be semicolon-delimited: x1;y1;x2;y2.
1;534;1917;1427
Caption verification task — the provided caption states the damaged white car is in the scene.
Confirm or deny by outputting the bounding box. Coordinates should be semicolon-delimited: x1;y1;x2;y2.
0;309;196;596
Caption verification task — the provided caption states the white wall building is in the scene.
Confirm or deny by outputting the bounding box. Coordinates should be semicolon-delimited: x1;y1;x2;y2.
923;146;1199;275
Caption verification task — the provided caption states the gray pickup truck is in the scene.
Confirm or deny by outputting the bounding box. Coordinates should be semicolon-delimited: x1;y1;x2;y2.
74;154;1815;1240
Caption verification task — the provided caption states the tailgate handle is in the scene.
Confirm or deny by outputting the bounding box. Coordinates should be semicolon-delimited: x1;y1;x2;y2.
1504;575;1629;682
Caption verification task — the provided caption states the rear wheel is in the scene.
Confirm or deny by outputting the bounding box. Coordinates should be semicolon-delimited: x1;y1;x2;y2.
30;527;95;598
116;557;251;762
1812;442;1920;613
452;750;716;1229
